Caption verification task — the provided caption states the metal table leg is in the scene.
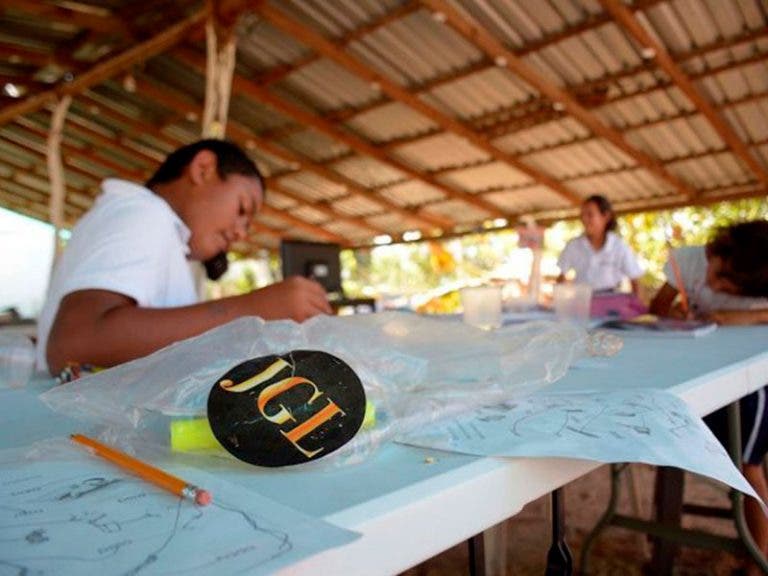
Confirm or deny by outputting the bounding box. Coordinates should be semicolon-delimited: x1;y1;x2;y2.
468;533;485;576
580;463;625;575
545;488;573;576
726;402;768;574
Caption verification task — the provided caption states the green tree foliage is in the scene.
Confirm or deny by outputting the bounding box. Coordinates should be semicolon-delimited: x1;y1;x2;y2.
218;198;767;303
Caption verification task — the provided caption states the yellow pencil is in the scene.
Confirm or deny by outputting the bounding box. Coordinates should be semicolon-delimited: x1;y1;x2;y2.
71;434;212;506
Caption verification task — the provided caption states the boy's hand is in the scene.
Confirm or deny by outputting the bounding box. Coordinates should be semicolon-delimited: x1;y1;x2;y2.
667;302;694;320
247;276;332;322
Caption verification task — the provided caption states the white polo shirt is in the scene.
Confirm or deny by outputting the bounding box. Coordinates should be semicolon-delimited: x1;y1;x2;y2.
36;179;198;371
665;246;768;314
557;232;643;291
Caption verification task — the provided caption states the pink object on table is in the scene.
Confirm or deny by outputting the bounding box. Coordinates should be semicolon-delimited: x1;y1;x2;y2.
590;293;647;319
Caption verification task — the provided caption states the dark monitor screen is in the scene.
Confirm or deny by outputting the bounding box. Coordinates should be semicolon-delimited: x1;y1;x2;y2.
280;240;342;295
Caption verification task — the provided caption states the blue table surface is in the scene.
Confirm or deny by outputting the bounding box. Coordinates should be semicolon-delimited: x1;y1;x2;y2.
1;325;766;519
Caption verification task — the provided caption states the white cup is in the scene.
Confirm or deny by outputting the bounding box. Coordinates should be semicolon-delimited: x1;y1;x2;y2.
461;285;502;330
553;283;593;324
0;333;35;388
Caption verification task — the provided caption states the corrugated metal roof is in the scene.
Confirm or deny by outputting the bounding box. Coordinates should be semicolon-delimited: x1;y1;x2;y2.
439;161;532;191
379;179;446;206
332;194;387;217
393;133;490;171
281;58;380;112
331;155;405;188
0;0;765;248
426;66;538;121
276;171;349;202
346;101;437;143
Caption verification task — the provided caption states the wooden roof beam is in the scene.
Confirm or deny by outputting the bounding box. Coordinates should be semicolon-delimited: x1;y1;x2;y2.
239;134;449;231
39;106;167;168
418;0;696;200
267;181;387;236
323;19;767;144
0;7;208;127
599;0;768;186
1;128;314;245
77;92;183;151
475;55;768;142
173;48;470;225
253;0;422;87
113;75;382;242
5;0;127;34
130;75;393;237
0;134;103;190
251;5;581;212
11;119;149;181
258;204;348;245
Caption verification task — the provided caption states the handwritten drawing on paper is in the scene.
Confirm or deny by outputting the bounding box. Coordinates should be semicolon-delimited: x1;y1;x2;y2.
0;447;357;575
398;389;758;501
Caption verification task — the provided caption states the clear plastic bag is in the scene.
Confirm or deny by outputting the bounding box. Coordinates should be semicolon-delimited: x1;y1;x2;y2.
41;312;621;466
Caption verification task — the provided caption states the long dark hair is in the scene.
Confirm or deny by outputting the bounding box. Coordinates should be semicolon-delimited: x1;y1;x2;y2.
583;194;617;232
708;220;768;297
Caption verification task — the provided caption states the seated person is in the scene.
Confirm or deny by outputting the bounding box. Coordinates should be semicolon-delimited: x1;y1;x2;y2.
557;194;643;296
650;220;768;576
38;139;331;376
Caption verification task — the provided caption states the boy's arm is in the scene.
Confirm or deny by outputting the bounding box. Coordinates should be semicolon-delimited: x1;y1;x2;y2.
703;309;768;326
649;282;678;317
46;276;332;374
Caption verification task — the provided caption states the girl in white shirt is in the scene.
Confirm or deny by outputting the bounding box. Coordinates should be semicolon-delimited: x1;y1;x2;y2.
557;195;643;296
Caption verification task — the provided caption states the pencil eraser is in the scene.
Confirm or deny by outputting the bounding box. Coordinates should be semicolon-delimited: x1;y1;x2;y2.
195;489;212;506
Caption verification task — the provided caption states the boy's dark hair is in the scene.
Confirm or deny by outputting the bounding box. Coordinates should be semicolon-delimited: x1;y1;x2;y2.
583;194;617;232
145;139;264;192
708;220;768;297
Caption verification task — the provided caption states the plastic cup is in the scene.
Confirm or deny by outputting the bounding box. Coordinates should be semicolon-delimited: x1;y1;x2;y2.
553;283;593;324
461;286;502;330
0;333;35;388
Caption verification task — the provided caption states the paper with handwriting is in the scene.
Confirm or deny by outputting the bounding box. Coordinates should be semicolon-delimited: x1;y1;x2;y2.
0;441;357;575
399;389;759;501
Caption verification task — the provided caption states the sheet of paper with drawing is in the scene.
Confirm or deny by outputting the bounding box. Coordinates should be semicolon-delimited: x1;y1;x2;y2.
0;441;358;576
398;389;760;503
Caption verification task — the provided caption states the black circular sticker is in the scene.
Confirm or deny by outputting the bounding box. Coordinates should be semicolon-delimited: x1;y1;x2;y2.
207;350;366;467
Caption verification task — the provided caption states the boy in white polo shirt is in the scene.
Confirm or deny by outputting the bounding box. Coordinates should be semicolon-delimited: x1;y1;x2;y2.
39;139;331;375
650;220;768;576
557;195;643;295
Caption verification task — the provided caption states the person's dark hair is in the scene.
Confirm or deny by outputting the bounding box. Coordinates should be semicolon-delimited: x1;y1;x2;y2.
583;194;617;232
708;220;768;297
145;139;265;192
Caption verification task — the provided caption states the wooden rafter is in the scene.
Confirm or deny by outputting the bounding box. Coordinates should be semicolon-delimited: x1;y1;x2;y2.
255;2;584;208
173;47;494;222
195;64;503;224
84;75;449;232
0;133;102;191
240;133;452;231
12;118;149;181
321;18;767;149
479;64;768;146
418;0;696;200
260;0;678;141
266;180;386;236
82;82;366;243
598;0;768;187
253;0;423;87
0;133;291;243
258;204;347;244
130;75;390;239
0;7;208;127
